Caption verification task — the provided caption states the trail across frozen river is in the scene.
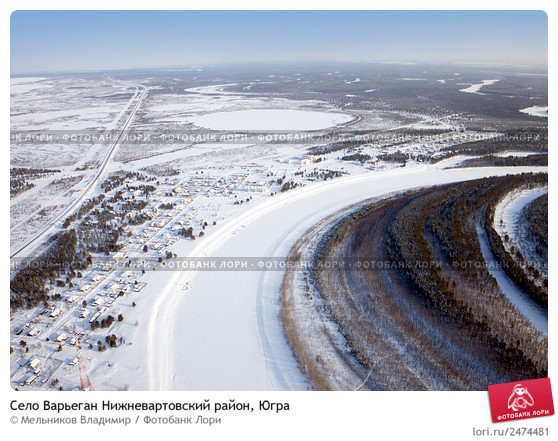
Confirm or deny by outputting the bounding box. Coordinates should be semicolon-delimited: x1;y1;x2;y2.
146;164;546;390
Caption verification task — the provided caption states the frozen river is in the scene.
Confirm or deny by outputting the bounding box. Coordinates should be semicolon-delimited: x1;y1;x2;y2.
144;164;547;390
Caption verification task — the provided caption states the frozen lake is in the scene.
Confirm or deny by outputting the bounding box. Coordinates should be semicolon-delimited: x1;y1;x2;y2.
519;106;548;118
187;109;355;131
459;79;500;94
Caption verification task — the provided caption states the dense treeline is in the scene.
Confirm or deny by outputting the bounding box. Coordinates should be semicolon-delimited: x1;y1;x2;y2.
455;154;547;168
10;167;61;197
65;175;153;253
180;226;195;239
11;171;160;311
384;173;547;378
308;139;365;156
341;153;371;162
301;173;547;389
10;167;61;177
306;128;449;156
308;128;547;167
295;169;345;181
433;127;547;163
101;170;155;193
63;194;105;228
10;229;90;310
525;194;548;253
10;179;35;196
281;180;299;192
377;152;412;164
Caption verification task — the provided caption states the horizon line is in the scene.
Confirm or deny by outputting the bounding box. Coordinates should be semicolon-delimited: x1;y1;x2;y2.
10;59;549;77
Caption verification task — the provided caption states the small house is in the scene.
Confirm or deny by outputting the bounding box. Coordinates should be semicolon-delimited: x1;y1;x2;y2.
55;333;68;343
29;358;41;370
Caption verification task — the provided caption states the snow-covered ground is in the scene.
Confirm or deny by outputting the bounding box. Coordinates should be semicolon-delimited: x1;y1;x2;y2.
11;84;147;256
431;151;547;169
433;155;482;169
10;77;52;94
459;79;500;94
519;105;548;117
10;162;546;391
11;77;136;131
10;73;548;392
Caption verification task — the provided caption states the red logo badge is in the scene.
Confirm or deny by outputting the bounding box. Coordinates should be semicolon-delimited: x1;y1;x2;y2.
488;378;554;423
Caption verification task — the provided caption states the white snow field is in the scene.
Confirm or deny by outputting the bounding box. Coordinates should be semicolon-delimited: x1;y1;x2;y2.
187;109;356;131
519;106;548;117
142;164;546;391
10;77;51;94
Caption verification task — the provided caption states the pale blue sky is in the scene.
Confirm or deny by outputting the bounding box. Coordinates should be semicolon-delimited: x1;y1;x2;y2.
10;10;548;74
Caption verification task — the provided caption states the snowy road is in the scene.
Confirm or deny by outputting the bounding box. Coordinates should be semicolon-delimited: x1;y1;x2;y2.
10;85;147;259
146;164;547;390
